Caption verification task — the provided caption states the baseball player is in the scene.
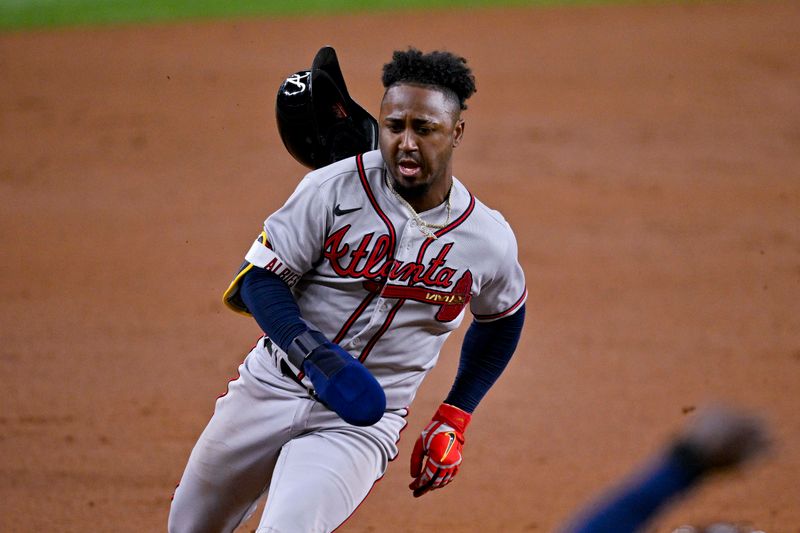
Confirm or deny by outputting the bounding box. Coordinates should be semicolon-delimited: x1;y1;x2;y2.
168;46;527;533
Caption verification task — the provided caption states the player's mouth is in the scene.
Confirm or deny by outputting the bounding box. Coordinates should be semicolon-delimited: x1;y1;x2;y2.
397;158;422;179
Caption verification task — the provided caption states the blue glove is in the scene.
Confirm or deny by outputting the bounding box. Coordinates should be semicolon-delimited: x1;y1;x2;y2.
289;331;386;426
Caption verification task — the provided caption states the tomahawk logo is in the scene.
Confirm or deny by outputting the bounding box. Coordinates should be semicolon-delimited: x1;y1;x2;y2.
363;270;473;322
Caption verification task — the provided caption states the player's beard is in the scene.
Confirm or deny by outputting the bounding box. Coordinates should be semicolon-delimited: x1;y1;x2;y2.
390;176;431;202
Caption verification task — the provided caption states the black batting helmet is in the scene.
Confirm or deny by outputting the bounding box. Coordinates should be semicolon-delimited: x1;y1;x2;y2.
276;46;378;170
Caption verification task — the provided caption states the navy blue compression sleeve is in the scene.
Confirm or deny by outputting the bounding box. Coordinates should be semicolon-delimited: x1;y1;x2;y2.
240;267;386;426
240;267;308;353
563;444;705;533
444;304;526;413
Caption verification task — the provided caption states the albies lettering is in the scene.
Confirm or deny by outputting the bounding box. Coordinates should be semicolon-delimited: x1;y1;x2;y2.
263;257;302;287
244;235;302;288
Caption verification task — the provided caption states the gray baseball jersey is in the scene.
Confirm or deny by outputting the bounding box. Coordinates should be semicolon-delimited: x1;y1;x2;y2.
169;149;526;532
239;149;526;408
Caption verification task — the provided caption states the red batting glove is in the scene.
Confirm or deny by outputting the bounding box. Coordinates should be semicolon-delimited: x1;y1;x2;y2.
409;403;472;497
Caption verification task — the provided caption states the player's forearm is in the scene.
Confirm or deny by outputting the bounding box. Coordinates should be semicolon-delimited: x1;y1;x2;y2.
563;444;703;533
241;267;386;426
240;267;309;353
444;304;525;413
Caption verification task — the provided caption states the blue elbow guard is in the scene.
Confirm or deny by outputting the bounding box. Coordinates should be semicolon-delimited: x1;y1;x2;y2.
289;331;386;426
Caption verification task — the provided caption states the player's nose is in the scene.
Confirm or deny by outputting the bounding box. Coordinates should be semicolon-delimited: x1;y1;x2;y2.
398;129;418;151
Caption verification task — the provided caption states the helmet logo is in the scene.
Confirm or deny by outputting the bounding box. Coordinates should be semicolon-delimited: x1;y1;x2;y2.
275;47;378;169
284;72;311;95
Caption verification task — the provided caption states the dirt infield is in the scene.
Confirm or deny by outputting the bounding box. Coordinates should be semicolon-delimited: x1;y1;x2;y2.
1;1;798;531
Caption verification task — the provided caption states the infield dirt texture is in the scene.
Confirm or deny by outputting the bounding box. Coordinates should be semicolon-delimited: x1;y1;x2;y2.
1;1;799;531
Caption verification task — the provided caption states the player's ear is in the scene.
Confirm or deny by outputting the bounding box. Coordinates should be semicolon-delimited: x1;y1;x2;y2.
453;119;465;148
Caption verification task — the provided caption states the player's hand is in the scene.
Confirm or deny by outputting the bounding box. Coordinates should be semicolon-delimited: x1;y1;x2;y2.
409;403;472;497
302;342;386;427
675;404;771;472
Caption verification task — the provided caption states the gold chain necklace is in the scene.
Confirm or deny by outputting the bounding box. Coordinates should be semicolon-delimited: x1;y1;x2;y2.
385;173;453;240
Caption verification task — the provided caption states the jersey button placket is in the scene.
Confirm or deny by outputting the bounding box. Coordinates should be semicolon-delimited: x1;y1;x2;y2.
397;223;418;261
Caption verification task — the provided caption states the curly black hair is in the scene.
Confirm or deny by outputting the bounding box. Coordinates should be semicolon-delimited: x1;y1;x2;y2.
381;48;477;111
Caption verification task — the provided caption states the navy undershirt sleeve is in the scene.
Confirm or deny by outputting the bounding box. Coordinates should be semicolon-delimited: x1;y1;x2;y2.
444;304;526;413
239;267;308;353
563;445;705;533
242;267;525;412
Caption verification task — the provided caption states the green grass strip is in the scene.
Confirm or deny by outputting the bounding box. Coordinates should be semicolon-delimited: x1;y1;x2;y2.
0;0;703;32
